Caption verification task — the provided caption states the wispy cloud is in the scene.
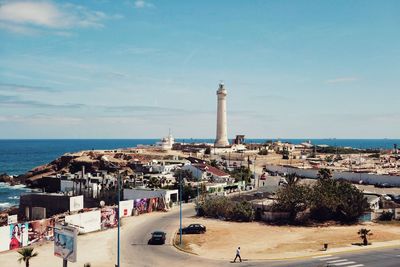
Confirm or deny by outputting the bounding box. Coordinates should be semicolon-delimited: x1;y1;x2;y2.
0;94;85;109
0;82;58;93
0;1;122;34
0;94;198;115
0;114;83;125
326;77;359;84
115;46;161;55
134;0;154;9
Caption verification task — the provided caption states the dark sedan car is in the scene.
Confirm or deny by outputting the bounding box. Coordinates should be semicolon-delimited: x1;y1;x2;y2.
148;231;166;245
181;224;206;234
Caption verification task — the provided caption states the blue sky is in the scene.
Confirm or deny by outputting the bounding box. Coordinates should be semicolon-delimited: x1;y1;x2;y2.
0;0;399;139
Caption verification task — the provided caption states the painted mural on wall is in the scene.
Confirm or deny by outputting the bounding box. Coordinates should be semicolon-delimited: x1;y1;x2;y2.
134;198;148;214
9;223;29;250
101;207;118;230
28;218;55;245
134;198;166;214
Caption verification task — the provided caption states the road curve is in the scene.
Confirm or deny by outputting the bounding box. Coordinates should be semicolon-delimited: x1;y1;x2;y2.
119;204;400;267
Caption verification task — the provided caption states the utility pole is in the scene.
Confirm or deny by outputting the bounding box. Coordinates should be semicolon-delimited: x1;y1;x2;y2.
116;172;121;267
253;156;257;188
196;167;199;206
179;171;183;246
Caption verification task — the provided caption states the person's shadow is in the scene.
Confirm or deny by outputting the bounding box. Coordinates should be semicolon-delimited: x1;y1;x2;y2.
230;259;247;263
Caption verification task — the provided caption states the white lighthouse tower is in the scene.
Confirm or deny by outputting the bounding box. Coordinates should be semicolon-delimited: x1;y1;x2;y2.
215;82;229;147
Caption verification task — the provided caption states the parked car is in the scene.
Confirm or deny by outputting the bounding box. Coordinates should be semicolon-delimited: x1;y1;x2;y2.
387;194;400;203
393;195;400;204
181;224;206;234
148;231;166;245
381;194;392;201
375;183;393;188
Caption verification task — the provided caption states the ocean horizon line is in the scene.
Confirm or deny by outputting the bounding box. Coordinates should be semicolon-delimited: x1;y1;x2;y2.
0;138;399;141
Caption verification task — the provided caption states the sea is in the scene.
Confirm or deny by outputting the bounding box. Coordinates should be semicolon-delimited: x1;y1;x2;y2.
0;138;399;210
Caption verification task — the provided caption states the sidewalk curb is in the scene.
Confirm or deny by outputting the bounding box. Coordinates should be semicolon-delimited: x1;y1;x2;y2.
171;230;199;256
264;242;400;262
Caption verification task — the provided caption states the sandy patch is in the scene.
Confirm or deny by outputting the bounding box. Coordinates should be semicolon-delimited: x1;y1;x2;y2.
179;217;400;260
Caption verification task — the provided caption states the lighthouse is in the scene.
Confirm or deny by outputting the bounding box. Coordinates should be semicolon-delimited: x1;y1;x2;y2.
215;82;229;147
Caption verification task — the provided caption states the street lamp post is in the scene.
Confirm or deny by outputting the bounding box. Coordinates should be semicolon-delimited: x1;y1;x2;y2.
197;168;200;205
116;172;121;267
253;156;258;188
179;172;183;246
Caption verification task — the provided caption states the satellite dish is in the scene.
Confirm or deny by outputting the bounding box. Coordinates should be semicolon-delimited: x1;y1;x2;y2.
100;200;105;207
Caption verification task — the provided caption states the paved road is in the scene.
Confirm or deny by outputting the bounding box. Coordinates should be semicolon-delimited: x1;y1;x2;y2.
120;204;400;267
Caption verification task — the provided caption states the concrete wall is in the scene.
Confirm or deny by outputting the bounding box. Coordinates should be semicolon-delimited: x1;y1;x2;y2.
124;189;167;200
32;207;46;220
69;195;84;212
395;208;400;220
124;189;178;203
19;194;70;220
0;226;9;252
119;200;133;218
61;180;74;192
65;210;101;234
265;165;400;186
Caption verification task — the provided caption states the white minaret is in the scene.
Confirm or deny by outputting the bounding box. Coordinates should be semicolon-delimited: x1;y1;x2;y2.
215;82;229;147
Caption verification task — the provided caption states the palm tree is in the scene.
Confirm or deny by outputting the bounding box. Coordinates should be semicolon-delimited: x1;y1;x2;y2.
317;168;332;180
358;228;372;246
17;247;38;267
285;173;300;186
147;176;161;188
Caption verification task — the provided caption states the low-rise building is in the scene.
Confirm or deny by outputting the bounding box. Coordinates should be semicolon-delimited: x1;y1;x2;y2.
364;194;380;211
182;163;231;183
123;188;179;207
18;193;84;221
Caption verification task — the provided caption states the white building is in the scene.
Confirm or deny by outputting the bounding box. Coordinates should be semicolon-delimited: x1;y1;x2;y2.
182;163;231;183
123;188;179;206
157;132;175;150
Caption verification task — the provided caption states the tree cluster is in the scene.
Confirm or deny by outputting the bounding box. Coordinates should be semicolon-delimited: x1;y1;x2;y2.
229;166;252;184
197;196;254;222
274;169;369;224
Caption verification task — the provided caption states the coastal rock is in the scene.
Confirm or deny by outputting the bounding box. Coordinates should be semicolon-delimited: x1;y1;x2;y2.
19;149;167;187
0;173;12;183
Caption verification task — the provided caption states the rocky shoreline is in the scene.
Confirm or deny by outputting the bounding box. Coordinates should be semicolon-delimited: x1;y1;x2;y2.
1;149;173;188
0;173;19;185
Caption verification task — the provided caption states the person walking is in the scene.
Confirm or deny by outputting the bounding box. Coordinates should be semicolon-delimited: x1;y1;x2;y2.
233;247;242;263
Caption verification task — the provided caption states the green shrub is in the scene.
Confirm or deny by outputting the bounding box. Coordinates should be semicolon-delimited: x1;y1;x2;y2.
198;197;254;222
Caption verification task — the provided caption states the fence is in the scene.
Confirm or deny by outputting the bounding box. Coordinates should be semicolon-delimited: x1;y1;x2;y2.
0;196;166;253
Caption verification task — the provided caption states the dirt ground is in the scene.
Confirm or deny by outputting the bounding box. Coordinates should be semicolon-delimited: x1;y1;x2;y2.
179;217;400;260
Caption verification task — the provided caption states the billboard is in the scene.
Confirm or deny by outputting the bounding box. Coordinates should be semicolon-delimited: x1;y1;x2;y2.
69;195;84;212
101;207;118;230
65;210;101;234
54;224;77;262
134;198;165;214
119;200;133;218
28;218;55;245
9;222;29;250
134;198;148;214
7;214;17;225
0;226;10;252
